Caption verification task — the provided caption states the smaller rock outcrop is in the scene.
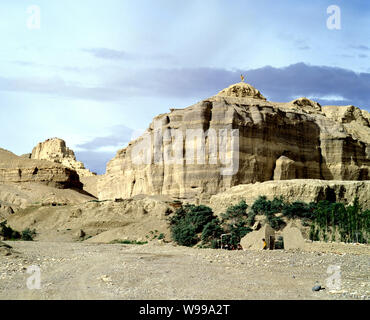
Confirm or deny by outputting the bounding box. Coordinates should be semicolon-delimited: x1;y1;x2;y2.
0;202;14;219
0;241;12;256
322;105;370;146
216;81;266;100
281;222;305;250
31;138;95;177
322;105;369;126
273;156;296;180
291;97;322;112
0;148;82;189
240;224;275;250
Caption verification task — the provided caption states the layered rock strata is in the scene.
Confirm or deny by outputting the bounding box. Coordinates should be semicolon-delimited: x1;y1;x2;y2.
98;82;370;201
209;179;370;214
0;148;82;189
31;138;95;177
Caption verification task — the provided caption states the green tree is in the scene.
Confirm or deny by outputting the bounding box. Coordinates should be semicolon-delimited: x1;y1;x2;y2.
201;218;223;244
221;200;252;246
170;204;218;247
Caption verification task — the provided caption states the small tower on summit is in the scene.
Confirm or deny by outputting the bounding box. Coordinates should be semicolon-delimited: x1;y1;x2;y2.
241;74;245;82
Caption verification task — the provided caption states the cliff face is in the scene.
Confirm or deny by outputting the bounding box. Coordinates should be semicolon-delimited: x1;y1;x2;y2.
98;82;370;201
209;180;370;214
0;148;82;189
31;138;95;177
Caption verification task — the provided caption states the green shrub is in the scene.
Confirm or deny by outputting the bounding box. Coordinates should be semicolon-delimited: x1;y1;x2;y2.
221;201;252;246
250;196;284;214
184;205;215;233
221;200;248;222
170;204;217;247
210;239;220;249
274;236;284;249
249;196;286;230
110;239;148;245
247;211;257;227
251;196;270;215
227;222;252;246
0;221;21;240
266;215;285;230
201;218;223;243
170;205;214;232
171;221;198;246
282;201;315;219
21;228;36;241
270;196;285;213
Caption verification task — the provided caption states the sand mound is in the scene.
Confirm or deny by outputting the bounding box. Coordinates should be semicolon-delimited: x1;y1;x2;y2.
6;196;179;243
0;182;95;210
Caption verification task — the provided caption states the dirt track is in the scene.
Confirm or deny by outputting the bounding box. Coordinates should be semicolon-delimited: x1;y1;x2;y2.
0;241;369;300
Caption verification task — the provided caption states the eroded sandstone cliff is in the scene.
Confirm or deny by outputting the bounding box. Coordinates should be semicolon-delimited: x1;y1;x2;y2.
31;138;95;177
98;82;370;201
0;148;82;189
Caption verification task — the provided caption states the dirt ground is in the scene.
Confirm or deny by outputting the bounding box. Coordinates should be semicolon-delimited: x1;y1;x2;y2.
0;241;369;300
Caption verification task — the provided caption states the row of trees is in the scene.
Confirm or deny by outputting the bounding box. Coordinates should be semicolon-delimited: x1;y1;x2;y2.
169;196;370;248
309;199;369;243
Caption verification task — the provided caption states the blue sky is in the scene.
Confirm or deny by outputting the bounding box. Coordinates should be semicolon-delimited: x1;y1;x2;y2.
0;0;369;174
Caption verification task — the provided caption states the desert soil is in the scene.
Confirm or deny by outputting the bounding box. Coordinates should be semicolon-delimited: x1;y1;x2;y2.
0;241;369;300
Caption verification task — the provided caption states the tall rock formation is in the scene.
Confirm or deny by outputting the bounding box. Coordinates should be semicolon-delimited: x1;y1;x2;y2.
31;138;95;177
98;82;370;201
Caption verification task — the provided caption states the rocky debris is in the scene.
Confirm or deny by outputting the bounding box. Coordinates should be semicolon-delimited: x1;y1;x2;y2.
31;138;95;177
0;241;368;300
251;221;261;231
0;148;82;189
210;179;370;214
77;229;86;239
0;182;94;211
6;195;178;243
281;223;306;250
312;284;323;292
0;241;12;256
0;241;12;249
98;275;112;283
0;202;14;218
97;82;370;201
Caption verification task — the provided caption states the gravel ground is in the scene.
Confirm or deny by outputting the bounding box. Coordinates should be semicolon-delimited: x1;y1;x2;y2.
0;241;369;300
